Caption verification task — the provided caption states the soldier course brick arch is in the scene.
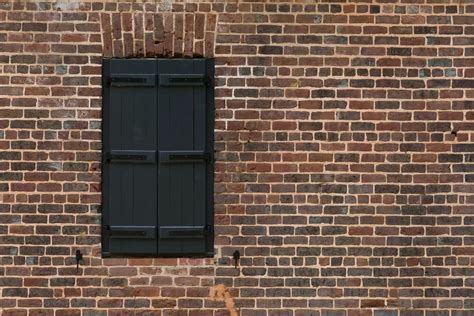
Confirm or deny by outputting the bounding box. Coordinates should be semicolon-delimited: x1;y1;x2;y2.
99;2;216;58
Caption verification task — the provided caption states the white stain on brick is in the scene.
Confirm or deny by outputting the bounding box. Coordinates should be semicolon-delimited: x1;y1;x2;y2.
52;1;79;11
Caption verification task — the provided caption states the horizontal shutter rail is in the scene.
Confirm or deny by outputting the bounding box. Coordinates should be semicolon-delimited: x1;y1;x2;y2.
159;226;210;239
105;150;156;163
159;151;211;163
158;74;211;87
106;74;156;86
103;226;156;239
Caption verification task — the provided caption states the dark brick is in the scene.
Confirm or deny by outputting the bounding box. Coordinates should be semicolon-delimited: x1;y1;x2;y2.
257;25;282;34
388;47;411;56
258;46;283;55
454;144;474;152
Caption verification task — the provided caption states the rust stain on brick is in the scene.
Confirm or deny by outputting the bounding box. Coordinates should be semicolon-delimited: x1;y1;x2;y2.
209;284;238;316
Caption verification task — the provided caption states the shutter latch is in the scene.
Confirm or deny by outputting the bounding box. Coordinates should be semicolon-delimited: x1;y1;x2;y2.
204;224;212;236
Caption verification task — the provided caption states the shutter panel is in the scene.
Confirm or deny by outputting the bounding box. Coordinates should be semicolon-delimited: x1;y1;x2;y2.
102;58;214;258
102;59;158;257
156;59;214;256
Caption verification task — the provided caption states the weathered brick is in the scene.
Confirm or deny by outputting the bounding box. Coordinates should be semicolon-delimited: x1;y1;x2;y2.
0;2;471;314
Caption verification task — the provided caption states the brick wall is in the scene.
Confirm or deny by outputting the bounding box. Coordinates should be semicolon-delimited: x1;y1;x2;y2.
0;1;473;315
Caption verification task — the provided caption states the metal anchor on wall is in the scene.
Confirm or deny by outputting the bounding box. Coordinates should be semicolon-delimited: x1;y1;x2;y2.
75;249;83;270
232;250;240;270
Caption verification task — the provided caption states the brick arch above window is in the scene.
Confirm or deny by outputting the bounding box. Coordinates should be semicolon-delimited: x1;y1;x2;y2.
100;11;216;58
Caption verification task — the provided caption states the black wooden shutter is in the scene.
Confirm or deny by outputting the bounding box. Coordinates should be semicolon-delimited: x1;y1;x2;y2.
156;59;214;256
102;59;159;256
102;58;214;257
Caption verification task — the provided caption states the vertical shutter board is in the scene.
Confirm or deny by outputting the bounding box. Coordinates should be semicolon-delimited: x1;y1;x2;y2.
157;59;208;255
193;62;206;150
101;58;112;256
102;59;158;256
183;59;208;255
205;58;215;255
158;58;204;74
108;58;157;75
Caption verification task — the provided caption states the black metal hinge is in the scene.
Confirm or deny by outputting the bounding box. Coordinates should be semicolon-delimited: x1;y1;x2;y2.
158;151;212;164
102;225;156;239
105;74;156;86
158;74;213;87
104;150;156;164
159;225;212;239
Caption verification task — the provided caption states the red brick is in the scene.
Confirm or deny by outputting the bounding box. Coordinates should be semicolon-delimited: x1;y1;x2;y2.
0;2;472;314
